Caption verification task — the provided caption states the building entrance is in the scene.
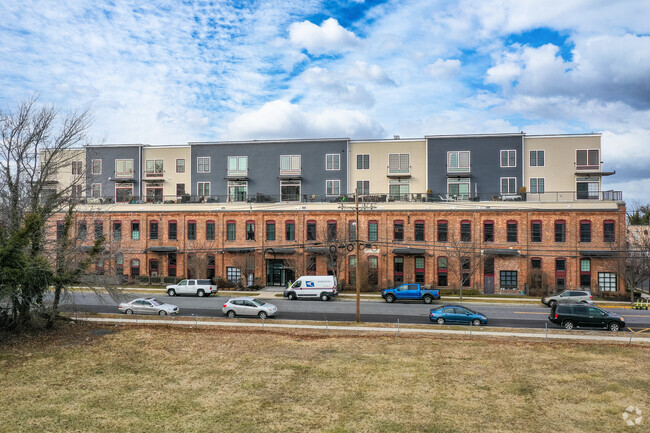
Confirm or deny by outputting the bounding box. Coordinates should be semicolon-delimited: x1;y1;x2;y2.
266;259;295;286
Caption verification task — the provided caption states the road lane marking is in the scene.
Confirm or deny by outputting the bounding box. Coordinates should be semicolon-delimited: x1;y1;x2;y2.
514;312;549;315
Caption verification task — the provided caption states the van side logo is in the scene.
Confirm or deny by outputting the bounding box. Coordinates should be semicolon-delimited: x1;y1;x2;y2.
306;281;314;287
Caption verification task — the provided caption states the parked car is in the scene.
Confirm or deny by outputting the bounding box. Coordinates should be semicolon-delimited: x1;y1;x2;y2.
541;290;593;307
549;304;625;331
166;279;217;297
118;298;179;316
429;305;488;326
284;275;338;301
382;284;440;304
222;297;277;319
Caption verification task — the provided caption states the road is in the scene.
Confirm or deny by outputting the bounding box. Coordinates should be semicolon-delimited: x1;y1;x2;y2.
57;291;650;332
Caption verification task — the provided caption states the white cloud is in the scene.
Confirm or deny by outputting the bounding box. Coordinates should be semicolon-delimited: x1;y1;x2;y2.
427;58;461;79
288;18;360;54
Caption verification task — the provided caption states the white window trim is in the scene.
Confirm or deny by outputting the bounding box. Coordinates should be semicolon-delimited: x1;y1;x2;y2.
91;183;102;198
529;177;545;194
500;150;517;168
145;159;164;174
279;179;301;202
280;155;301;175
447;178;470;197
500;177;517;194
326;154;341;171
388;153;410;173
228;180;248;202
91;159;102;175
356;180;370;195
575;148;600;170
227;155;247;175
176;158;185;173
114;183;134;202
529;150;545;167
71;161;83;175
357;154;370;170
115;159;134;178
447;151;470;172
197;181;211;197
197;156;211;173
326;180;341;196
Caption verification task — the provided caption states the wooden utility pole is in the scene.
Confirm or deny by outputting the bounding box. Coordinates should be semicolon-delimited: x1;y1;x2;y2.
355;188;361;322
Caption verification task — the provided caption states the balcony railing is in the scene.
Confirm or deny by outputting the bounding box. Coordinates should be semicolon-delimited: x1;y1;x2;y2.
227;169;248;177
387;166;411;176
144;171;164;178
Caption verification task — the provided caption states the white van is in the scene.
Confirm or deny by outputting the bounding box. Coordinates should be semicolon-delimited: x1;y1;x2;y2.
283;276;338;301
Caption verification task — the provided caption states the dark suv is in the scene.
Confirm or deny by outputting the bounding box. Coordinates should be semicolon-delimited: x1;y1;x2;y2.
549;304;625;331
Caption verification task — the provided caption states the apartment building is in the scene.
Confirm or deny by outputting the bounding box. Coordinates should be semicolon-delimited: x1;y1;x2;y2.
85;144;142;202
40;148;86;199
141;145;191;202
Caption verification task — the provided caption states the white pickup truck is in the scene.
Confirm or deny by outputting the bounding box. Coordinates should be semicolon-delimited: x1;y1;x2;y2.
166;279;217;297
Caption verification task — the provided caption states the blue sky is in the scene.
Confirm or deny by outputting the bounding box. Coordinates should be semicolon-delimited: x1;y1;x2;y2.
1;0;649;203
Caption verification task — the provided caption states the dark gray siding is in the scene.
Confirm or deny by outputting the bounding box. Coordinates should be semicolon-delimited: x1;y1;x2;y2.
427;135;523;199
190;140;348;200
85;145;142;199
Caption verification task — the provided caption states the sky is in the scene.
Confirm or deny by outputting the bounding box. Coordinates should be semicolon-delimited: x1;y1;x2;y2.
0;0;649;203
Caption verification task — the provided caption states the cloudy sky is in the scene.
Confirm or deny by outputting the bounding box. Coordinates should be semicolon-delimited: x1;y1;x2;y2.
1;0;648;202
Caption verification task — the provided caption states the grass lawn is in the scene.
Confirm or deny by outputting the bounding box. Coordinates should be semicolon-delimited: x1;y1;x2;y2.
1;323;648;433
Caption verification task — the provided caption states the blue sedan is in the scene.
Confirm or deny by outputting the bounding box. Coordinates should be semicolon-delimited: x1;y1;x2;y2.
429;305;488;326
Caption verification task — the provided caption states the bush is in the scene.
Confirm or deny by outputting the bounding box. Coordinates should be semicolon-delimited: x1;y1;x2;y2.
437;288;480;296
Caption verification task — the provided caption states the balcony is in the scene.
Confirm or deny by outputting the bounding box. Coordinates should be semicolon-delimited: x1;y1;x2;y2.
144;170;164;178
386;166;411;178
279;167;301;178
226;169;248;178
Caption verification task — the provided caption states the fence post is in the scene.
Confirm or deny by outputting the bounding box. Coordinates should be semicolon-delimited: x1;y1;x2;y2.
397;318;400;336
470;319;472;339
545;322;548;342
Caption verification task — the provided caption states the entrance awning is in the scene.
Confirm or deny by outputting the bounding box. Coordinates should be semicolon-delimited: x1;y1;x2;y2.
485;249;520;256
264;248;296;254
305;247;330;255
392;248;426;255
145;246;178;253
580;250;616;257
224;247;255;254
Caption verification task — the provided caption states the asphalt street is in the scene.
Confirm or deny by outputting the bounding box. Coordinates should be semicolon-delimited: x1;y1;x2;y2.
58;291;650;332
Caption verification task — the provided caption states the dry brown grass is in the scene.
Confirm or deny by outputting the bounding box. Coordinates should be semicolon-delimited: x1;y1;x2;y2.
1;323;648;433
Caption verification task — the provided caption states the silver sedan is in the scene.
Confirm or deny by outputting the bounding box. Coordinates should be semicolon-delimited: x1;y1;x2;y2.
222;297;277;319
118;298;179;316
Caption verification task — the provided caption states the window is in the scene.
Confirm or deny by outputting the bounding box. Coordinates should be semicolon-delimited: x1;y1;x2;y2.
437;220;448;242
531;221;542;243
393;221;404;241
326;154;340;170
176;159;185;173
461;221;471;242
531;258;542;269
115;159;134;177
306;221;316;241
91;159;102;175
556;258;566;290
175;184;186;197
113;221;121;240
187;221;196;240
56;221;65;239
168;221;177;240
227;156;247;175
415;256;425;283
197;156;211;173
555;220;566;242
368;221;378;242
78;221;87;240
580;220;591;243
388;153;410;173
197;182;210;197
280;155;301;175
356;180;370;196
530;178;545;193
266;221;276;241
357;154;369;169
394;256;404;284
280;180;300;201
447;151;470;172
507;221;517;242
500;177;517;194
145;159;163;176
368;256;378;285
530;150;545;167
206;255;215;279
461;257;471;287
91;183;101;198
307;255;317;275
577;179;599;199
349;221;357;241
130;259;140;277
116;184;133;203
447;178;470;199
116;254;124;275
327;221;337;242
500;271;518;289
246;221;255;241
483;221;494;242
206;221;215;241
576;149;599;170
149;221;158;240
437;257;448;286
326;180;340;196
580;258;591;288
500;150;516;167
227;267;241;284
389;179;410;200
167;253;176;277
227;221;236;241
414;221;425;242
349;256;357;285
598;272;617;292
71;161;83;175
228;180;247;202
131;221;140;240
286;221;295;241
604;220;615;242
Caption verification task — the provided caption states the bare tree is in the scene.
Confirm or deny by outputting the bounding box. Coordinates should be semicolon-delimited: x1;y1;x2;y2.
623;227;650;302
187;254;208;280
444;239;483;300
228;253;255;288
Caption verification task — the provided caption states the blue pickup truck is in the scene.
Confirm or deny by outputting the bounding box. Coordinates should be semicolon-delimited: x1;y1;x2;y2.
381;284;441;304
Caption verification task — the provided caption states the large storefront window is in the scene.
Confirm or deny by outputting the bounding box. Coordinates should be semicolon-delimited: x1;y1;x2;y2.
598;272;617;292
500;270;518;289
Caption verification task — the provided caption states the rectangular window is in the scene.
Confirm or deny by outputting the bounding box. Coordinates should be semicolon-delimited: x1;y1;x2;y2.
556;258;566;290
530;178;545;193
598;272;617;292
349;221;357;241
580;221;591;243
130;259;140;277
393;221;404;241
227;156;247;175
388;153;410;173
368;221;378;242
228;180;247;202
115;159;134;177
530;150;545;167
56;221;65;240
326;154;340;170
356;180;370;196
389;179;410;200
197;182;210;197
576;149;599;170
78;221;87;240
577;179;600;200
226;267;241;285
500;177;517;194
531;258;542;269
116;184;133;203
447;151;470;172
145;159;163;176
327;221;337;242
113;221;121;241
206;221;215;241
286;221;295;241
280;180;300;202
91;159;102;175
131;221;140;240
173;184;185;197
307;221;317;241
187;221;196;240
280;155;301;175
197;156;211;173
168;253;177;277
414;221;425;242
266;221;275;241
357;154;369;169
176;159;185;173
438;221;448;242
437;257;448;287
168;221;177;240
580;258;591;288
500;271;518;289
447;178;470;199
91;183;101;198
555;220;565;242
604;221;615;242
461;221;471;242
227;221;236;241
461;257;471;287
115;254;124;276
149;221;158;240
71;161;83;175
500;150;516;167
246;221;255;240
483;221;494;242
349;256;357;285
368;256;378;285
507;221;517;242
415;256;425;283
326;180;340;196
394;256;404;284
531;221;542;243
